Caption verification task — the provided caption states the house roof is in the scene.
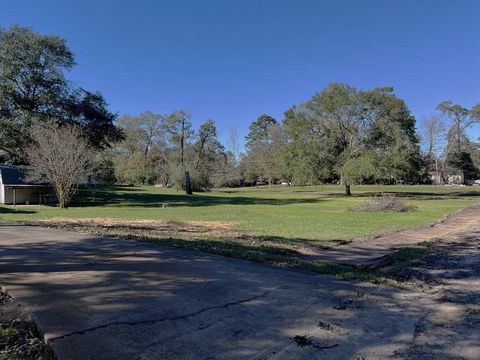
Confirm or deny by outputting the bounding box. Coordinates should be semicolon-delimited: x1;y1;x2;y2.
0;165;49;186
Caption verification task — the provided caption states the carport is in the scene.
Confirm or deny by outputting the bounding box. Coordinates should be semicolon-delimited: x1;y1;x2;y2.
0;165;55;205
2;184;53;205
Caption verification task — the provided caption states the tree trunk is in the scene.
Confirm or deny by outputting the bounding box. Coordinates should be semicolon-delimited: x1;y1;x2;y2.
59;193;67;208
185;170;193;195
344;183;351;196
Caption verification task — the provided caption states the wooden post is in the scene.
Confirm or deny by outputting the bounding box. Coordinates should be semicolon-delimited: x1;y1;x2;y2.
13;188;16;206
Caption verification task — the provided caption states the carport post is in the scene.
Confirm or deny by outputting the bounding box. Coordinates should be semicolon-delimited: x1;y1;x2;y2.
13;188;16;206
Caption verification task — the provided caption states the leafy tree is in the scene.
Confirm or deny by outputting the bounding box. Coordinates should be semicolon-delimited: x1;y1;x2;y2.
194;119;217;170
161;110;194;193
447;150;478;181
191;119;226;190
282;107;334;186
358;86;424;184
283;84;422;195
92;152;116;185
116;111;164;184
0;25;122;164
162;110;193;166
61;90;124;150
437;101;480;181
342;151;379;184
245;114;283;186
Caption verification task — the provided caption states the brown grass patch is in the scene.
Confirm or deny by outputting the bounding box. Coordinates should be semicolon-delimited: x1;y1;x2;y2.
37;218;240;238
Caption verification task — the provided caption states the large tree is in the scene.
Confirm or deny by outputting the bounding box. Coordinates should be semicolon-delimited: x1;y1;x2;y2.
192;119;226;190
437;101;480;153
282;106;334;186
115;111;165;184
305;83;365;195
283;84;422;195
161;110;194;193
0;25;122;164
245;114;283;186
437;101;480;181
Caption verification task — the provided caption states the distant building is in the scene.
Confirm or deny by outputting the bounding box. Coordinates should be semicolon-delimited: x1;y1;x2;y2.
429;171;464;185
0;165;54;205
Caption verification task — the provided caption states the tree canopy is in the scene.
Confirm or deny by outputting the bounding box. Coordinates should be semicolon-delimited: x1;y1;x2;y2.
0;25;123;164
280;84;423;194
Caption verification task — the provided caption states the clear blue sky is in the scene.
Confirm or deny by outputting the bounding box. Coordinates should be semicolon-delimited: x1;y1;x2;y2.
2;0;480;147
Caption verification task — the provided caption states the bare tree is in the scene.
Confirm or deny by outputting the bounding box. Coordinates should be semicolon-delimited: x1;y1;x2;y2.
437;101;480;153
26;124;93;208
227;126;240;164
420;114;446;159
420;114;446;184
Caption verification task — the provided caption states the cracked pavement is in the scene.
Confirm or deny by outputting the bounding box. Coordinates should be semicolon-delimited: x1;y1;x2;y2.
0;224;478;359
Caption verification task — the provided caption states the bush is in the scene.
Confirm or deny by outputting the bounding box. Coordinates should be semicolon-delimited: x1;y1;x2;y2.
351;194;417;213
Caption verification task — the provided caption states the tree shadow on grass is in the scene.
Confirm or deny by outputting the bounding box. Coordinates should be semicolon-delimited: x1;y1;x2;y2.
72;186;325;208
0;207;35;215
294;190;480;200
386;190;480;199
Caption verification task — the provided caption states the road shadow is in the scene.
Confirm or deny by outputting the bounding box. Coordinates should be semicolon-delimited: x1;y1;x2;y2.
0;226;478;358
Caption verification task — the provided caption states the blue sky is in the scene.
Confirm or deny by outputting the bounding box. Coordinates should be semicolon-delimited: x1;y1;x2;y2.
2;0;480;147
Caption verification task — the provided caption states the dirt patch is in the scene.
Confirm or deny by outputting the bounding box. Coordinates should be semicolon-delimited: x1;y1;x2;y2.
381;230;480;358
0;289;54;360
296;204;480;267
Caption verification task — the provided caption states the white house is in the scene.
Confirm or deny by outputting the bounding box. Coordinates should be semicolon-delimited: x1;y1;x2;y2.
429;171;465;185
0;165;53;205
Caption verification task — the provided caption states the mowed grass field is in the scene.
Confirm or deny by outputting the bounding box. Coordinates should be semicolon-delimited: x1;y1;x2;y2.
0;184;478;241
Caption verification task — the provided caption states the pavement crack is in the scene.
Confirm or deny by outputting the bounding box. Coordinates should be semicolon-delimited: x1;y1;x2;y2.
49;290;270;342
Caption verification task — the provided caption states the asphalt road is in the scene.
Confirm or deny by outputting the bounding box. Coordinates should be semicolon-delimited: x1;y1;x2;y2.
0;224;438;359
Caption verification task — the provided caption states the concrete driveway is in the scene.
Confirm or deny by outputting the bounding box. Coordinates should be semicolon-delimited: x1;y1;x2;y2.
0;224;432;359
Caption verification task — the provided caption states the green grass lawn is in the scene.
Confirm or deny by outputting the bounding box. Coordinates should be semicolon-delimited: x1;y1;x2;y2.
0;184;478;241
2;184;478;286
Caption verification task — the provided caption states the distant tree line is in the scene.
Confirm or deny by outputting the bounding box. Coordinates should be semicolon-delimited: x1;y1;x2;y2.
1;25;480;202
110;110;229;191
107;83;480;195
